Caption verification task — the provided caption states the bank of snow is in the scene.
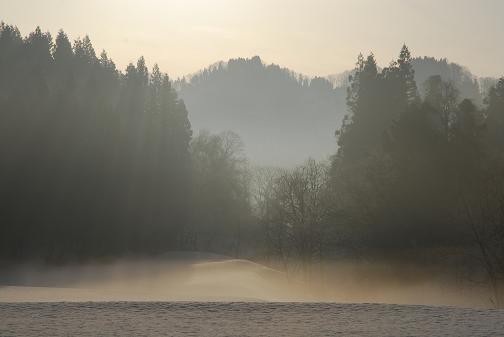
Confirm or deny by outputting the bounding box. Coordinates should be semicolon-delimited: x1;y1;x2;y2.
0;254;300;302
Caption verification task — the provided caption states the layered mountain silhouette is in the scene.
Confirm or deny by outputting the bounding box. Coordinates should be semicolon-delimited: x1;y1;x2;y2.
176;56;494;166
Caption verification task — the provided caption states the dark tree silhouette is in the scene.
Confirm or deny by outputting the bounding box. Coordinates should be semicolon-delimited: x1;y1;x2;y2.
0;24;192;260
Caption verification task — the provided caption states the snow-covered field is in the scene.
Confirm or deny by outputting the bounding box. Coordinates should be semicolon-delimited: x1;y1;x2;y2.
1;301;503;337
0;256;297;302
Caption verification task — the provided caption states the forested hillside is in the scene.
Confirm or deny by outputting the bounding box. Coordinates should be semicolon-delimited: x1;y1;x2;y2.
412;57;483;104
176;56;346;166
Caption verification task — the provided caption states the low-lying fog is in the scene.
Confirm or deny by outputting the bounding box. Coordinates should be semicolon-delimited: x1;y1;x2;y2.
0;253;492;308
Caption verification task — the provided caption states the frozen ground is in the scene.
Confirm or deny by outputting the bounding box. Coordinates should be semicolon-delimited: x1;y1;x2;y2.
1;301;503;337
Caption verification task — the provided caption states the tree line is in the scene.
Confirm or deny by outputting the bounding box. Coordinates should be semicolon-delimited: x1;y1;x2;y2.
255;46;504;305
0;23;250;260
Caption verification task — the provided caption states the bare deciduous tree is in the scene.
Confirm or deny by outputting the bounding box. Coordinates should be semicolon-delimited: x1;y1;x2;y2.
254;159;332;281
461;173;504;308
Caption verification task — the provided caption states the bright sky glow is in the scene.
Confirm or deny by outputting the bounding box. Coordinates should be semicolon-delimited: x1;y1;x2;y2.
1;0;502;78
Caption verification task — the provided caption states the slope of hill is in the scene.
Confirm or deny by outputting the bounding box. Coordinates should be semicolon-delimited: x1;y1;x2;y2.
411;57;482;104
176;56;346;166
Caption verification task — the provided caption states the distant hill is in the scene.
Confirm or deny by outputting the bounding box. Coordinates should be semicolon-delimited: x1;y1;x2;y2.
411;57;482;104
176;56;346;166
329;57;490;104
178;56;496;166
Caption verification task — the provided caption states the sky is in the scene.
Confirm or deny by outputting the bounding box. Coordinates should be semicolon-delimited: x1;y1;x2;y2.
0;0;502;78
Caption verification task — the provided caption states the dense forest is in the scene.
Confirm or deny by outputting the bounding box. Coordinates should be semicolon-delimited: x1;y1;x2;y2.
1;24;504;304
256;48;504;305
0;23;251;259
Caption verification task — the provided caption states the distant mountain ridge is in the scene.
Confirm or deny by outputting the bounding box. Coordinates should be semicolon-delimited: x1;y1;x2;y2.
176;55;497;166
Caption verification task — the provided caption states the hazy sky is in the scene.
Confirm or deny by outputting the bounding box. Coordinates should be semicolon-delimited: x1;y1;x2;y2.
1;0;502;78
